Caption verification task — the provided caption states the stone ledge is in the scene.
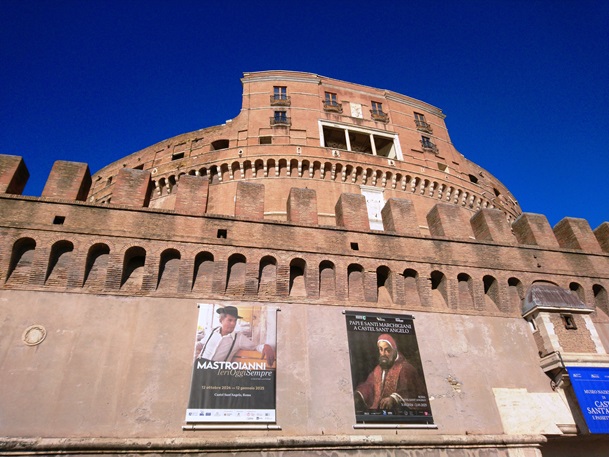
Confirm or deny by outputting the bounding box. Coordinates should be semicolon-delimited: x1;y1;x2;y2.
0;434;546;454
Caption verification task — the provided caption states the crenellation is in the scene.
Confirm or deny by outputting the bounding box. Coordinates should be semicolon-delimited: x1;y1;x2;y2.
0;154;29;195
42;161;91;201
594;222;609;253
512;213;560;248
553;217;602;252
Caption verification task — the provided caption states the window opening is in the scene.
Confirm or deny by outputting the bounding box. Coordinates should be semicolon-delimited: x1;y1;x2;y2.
421;136;438;154
350;242;359;251
561;314;577;330
271;111;290;126
53;216;65;225
371;101;383;115
414;112;432;133
171;152;185;161
273;86;286;100
370;101;388;122
319;121;401;160
323;92;342;112
211;139;229;150
259;136;272;145
271;86;290;106
217;229;227;239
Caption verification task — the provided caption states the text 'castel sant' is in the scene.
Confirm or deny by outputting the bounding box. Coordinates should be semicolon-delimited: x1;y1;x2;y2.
0;70;608;456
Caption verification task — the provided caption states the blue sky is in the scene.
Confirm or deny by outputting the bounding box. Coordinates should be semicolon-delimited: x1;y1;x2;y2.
1;1;608;229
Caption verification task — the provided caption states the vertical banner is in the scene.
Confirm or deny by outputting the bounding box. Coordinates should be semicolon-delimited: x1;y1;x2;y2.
567;366;609;434
345;311;433;424
186;303;278;423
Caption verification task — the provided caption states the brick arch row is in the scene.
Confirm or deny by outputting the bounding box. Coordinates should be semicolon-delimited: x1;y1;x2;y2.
3;236;608;318
151;157;506;218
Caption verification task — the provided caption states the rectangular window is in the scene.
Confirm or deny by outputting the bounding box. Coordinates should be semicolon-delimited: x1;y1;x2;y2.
561;314;577;330
273;86;287;100
325;92;338;106
371;101;384;115
421;136;433;148
274;111;287;122
319;120;402;160
414;112;432;133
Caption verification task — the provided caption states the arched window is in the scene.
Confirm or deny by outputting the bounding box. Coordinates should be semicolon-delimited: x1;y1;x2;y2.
569;282;585;303
258;256;277;296
457;273;474;309
507;277;524;311
430;270;448;307
45;241;74;287
348;264;365;302
289;258;307;297
403;268;421;306
157;249;181;291
376;266;392;303
121;247;146;291
6;238;36;284
483;275;500;310
226;254;246;295
192;252;214;292
319;261;335;298
83;243;110;290
593;284;609;316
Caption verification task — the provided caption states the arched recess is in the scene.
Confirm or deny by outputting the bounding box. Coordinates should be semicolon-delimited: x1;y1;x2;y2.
267;159;277;177
254;159;264;178
457;273;474;309
376;266;392;304
348;264;365;302
258;256;277;296
243;160;253;179
569;282;585;303
403;269;421;307
319;261;336;299
593;284;609;317
6;238;37;284
278;159;288;178
121;247;146;291
226;254;246;295
289;258;307;297
507;277;524;311
209;166;220;185
430;270;448;307
83;243;110;290
231;161;241;179
483;275;500;310
45;240;75;287
289;159;299;177
157;249;181;291
192;252;214;292
302;160;311;178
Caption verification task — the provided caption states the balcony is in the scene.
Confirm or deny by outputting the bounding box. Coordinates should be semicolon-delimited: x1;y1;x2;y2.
415;119;433;134
421;139;438;154
270;116;291;127
370;109;389;123
270;95;291;106
323;100;343;113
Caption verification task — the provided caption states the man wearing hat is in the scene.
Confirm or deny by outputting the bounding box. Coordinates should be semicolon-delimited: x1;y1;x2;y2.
197;305;275;367
354;333;424;412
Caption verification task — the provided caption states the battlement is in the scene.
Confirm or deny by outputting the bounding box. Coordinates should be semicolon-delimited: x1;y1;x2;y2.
1;154;607;320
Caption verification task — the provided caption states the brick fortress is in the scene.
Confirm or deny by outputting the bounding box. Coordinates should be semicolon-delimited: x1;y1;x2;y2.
0;71;608;456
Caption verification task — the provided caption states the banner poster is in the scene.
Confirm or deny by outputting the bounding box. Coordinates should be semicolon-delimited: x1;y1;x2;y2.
567;366;609;434
345;311;433;424
186;303;278;423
